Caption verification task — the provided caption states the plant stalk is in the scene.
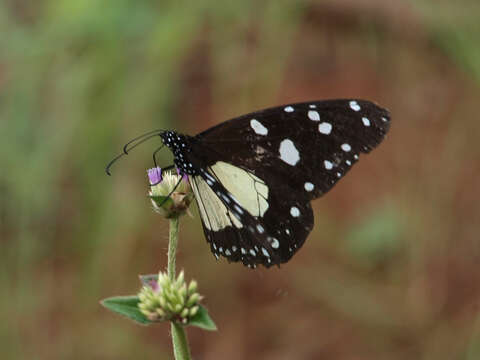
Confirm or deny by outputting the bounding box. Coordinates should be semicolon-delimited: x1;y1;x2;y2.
168;217;179;280
168;217;191;360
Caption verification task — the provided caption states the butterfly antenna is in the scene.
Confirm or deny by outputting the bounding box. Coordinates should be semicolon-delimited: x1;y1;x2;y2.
105;153;126;175
152;144;165;168
123;129;165;154
105;129;165;176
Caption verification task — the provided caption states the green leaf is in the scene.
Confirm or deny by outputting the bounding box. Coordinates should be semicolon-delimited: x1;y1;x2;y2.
139;274;158;286
187;305;217;331
101;296;152;325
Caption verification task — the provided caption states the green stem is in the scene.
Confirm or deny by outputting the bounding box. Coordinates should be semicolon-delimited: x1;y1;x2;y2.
168;217;191;360
171;323;191;360
167;217;179;281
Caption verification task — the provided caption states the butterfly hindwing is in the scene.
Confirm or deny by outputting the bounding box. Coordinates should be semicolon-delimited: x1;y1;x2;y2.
189;161;313;267
189;170;275;267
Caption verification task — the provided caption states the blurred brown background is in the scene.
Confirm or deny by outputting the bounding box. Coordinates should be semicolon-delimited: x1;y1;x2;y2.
2;1;480;359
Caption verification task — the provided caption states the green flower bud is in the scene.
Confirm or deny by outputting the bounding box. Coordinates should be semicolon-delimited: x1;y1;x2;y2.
156;308;166;318
164;288;177;304
158;272;168;287
186;293;200;308
187;280;198;295
177;294;185;307
158;295;166;309
189;306;199;317
175;271;185;289
179;284;187;299
180;308;189;319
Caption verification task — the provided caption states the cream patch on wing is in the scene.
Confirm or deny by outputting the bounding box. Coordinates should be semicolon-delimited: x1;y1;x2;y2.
191;177;243;231
191;162;269;231
211;162;269;217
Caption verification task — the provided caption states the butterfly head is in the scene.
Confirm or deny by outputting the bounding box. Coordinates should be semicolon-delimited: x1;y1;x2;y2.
160;131;197;176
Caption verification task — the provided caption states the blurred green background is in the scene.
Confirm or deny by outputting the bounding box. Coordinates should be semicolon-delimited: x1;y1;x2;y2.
2;1;480;359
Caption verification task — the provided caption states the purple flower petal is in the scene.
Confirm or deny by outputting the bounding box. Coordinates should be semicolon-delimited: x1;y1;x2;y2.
176;167;188;182
147;167;162;185
149;279;159;292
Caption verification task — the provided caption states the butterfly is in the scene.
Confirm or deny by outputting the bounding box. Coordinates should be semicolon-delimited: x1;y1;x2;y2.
107;99;390;268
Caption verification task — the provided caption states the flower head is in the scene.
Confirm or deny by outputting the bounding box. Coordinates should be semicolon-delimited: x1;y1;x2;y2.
138;270;202;324
148;167;193;219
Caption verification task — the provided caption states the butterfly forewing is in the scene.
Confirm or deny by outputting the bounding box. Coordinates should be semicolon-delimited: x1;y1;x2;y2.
194;99;390;200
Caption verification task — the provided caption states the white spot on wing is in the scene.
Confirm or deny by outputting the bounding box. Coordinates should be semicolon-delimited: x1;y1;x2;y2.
290;206;300;217
304;182;314;191
309;104;316;108
250;119;268;135
256;224;265;234
270;238;280;249
341;143;351;152
205;172;215;182
308;110;320;121
279;139;300;166
234;204;244;215
362;117;371;126
318;122;332;135
324;160;333;170
284;106;294;112
349;101;361;111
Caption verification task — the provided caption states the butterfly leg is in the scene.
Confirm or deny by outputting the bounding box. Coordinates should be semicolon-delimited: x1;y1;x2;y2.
152;143;166;168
